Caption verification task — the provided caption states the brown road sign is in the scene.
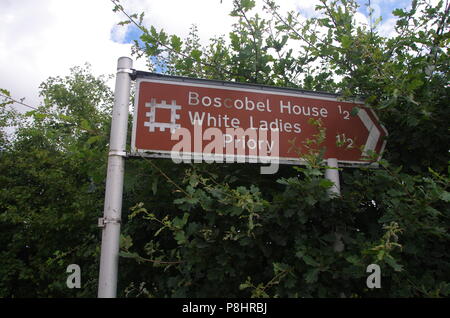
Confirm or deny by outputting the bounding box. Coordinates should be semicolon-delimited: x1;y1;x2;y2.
131;73;387;166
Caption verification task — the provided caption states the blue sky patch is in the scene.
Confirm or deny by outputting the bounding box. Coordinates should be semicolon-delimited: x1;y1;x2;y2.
123;24;144;44
356;0;411;23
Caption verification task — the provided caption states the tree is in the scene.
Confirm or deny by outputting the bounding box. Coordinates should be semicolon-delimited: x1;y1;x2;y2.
0;65;112;297
111;0;449;297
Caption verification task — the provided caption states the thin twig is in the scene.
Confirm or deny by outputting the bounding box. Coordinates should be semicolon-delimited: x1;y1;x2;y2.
0;93;38;110
109;0;241;79
234;0;261;82
123;248;184;265
138;153;192;199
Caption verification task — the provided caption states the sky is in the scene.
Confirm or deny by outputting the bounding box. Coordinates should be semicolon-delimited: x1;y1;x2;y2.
0;0;412;114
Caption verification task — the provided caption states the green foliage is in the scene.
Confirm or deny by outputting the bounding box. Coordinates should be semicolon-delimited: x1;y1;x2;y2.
0;0;448;298
0;89;23;148
0;65;112;297
110;0;449;298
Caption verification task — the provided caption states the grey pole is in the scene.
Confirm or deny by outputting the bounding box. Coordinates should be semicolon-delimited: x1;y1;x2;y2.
325;158;345;298
325;158;345;254
98;57;133;298
325;158;340;196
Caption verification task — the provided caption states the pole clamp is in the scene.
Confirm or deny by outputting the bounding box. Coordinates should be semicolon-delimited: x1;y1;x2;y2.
98;217;122;228
109;150;127;157
117;68;134;75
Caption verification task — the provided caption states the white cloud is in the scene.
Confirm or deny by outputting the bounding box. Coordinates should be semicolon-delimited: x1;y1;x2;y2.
354;11;370;28
0;0;399;115
120;0;235;43
0;0;318;113
117;0;324;44
0;0;144;112
292;0;322;17
378;17;398;38
111;23;131;44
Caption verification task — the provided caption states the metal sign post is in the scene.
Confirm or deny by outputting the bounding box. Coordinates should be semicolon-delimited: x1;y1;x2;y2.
98;57;133;298
325;158;340;196
325;158;345;254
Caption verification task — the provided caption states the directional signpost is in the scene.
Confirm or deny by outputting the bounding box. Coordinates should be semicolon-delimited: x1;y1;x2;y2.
98;57;388;298
130;73;387;167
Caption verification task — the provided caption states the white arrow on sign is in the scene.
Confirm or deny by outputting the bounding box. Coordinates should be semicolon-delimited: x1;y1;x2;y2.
358;109;386;158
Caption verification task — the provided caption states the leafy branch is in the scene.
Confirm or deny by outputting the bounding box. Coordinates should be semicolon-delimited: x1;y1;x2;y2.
110;0;241;79
240;264;294;298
